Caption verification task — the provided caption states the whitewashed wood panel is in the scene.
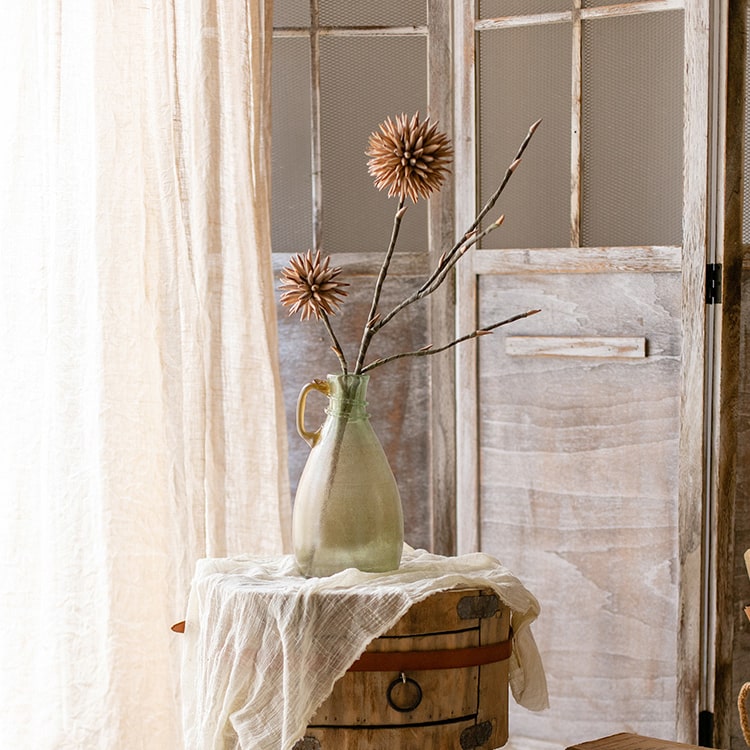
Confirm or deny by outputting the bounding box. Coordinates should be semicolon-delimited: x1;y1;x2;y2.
427;0;458;555
473;246;681;275
476;272;681;746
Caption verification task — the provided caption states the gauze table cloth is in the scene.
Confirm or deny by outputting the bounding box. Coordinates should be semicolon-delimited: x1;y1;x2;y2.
181;545;548;750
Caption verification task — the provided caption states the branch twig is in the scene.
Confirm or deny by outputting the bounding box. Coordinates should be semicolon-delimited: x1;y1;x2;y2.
361;309;541;374
321;312;348;374
354;199;407;373
417;118;541;298
369;118;542;340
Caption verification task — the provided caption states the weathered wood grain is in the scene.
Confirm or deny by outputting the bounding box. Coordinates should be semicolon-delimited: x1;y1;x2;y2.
476;271;682;744
428;0;457;556
456;3;710;746
455;0;481;557
473;246;682;275
729;251;750;750
678;0;711;742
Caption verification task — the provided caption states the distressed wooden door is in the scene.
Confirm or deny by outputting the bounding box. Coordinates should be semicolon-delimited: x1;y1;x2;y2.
454;1;713;747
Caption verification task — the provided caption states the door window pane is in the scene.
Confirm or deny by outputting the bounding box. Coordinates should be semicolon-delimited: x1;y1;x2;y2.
479;1;570;16
320;0;426;27
581;12;683;247
478;23;572;249
320;35;428;253
273;0;309;27
272;37;313;252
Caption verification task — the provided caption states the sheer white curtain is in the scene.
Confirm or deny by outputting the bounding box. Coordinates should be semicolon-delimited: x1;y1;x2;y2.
0;1;290;747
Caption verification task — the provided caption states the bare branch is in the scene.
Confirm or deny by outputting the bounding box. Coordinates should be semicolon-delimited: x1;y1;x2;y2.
361;309;541;374
369;119;542;339
321;312;348;374
354;198;407;373
372;214;506;332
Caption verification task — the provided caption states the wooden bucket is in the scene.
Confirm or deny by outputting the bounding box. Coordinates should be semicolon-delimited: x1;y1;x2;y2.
294;587;511;750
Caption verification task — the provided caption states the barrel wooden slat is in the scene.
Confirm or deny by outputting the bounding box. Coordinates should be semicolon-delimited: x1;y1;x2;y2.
297;717;502;750
301;587;511;749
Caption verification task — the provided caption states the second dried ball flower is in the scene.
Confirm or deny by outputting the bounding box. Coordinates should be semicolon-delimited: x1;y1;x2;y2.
279;249;349;322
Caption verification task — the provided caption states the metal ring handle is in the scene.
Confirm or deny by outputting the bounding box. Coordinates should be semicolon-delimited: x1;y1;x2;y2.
386;673;423;713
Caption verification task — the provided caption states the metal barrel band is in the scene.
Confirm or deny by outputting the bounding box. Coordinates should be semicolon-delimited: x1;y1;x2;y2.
347;633;512;673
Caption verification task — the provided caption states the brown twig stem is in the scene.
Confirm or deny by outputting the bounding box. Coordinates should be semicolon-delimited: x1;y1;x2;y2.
370;215;504;336
469;118;542;235
353;198;407;373
415;118;541;298
420;216;504;297
360;308;541;374
321;312;348;374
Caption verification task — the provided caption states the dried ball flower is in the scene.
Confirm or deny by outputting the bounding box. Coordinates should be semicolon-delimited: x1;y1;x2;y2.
279;250;348;321
366;112;453;203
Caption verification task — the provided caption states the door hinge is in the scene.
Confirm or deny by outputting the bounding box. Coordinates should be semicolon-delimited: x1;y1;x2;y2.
706;263;722;304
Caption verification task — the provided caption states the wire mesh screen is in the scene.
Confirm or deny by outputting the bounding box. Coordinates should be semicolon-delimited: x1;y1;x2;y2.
271;37;313;253
273;0;309;28
319;35;427;254
478;23;572;249
581;12;683;248
479;1;569;16
319;0;426;28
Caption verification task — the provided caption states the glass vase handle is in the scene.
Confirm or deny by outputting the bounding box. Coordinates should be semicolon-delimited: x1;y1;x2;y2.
295;378;330;447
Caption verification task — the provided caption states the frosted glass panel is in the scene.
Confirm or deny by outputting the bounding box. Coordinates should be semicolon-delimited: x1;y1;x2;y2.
478;24;571;249
273;0;309;27
320;36;428;254
272;38;313;252
320;0;426;27
581;13;683;247
479;0;570;16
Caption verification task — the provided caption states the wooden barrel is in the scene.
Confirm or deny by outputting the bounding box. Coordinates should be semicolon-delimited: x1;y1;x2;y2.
294;587;511;750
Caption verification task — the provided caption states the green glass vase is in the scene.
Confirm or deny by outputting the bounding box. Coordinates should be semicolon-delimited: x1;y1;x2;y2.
292;373;404;577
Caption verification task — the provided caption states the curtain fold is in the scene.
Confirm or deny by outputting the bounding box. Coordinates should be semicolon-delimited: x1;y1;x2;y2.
0;1;290;747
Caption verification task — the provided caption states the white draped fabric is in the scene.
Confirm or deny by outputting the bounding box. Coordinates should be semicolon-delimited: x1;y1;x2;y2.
182;546;549;750
0;1;291;747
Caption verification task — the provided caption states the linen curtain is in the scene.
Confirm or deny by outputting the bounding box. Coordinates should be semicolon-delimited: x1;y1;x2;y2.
0;1;290;747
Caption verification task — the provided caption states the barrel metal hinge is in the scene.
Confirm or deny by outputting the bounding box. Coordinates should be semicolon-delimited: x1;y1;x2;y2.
457;593;500;620
460;720;494;749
